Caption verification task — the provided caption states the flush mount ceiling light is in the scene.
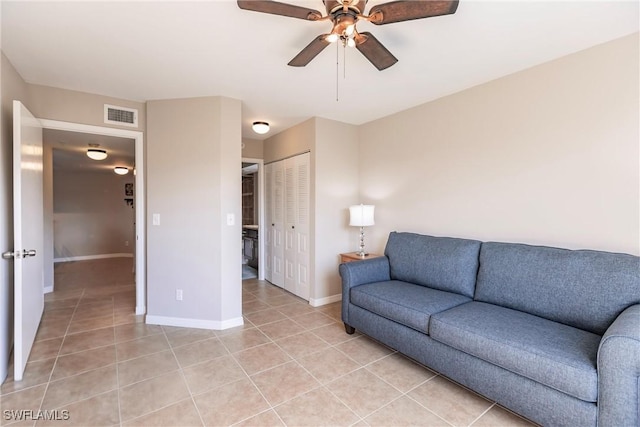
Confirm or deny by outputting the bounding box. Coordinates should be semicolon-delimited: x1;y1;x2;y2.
86;148;107;161
114;167;129;175
252;121;270;135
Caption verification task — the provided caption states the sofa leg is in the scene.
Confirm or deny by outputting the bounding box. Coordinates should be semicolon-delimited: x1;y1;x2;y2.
344;323;355;334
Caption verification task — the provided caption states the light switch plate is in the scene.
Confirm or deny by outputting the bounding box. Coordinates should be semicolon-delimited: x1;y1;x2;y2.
227;213;235;226
153;214;160;226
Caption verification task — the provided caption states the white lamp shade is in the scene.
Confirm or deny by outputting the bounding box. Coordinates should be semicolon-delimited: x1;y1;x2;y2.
114;167;129;175
349;204;375;227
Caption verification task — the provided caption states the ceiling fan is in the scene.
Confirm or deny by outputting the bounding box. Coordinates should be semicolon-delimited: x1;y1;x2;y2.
237;0;459;70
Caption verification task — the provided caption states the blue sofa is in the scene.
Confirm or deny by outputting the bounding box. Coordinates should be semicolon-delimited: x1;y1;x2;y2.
339;232;640;427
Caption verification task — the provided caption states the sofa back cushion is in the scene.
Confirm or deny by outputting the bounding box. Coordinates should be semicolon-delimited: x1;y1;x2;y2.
475;242;640;335
384;232;481;298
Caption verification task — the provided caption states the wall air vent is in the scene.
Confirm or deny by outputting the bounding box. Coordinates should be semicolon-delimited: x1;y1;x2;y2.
104;104;138;128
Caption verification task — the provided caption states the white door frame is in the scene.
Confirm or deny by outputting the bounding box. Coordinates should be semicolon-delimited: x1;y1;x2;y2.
242;157;264;281
40;119;146;314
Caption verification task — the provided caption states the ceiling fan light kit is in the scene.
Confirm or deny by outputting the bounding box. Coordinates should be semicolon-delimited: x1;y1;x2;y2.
237;0;459;70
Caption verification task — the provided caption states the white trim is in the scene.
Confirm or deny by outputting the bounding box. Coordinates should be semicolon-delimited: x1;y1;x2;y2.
145;315;244;330
54;253;133;263
38;119;146;315
309;294;342;307
242;157;265;281
43;286;54;294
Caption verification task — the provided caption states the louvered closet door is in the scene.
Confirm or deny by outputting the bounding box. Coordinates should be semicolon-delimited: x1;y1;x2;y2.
283;153;310;300
264;163;273;283
294;153;310;300
271;161;285;287
284;158;297;295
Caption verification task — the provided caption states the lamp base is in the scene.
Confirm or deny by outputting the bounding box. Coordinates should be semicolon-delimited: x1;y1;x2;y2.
357;226;368;258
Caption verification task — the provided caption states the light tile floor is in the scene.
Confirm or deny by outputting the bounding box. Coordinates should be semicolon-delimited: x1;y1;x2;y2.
1;258;537;426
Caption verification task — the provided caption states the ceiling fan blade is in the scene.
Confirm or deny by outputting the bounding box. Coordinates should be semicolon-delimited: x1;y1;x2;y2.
288;35;331;67
237;0;322;20
368;0;458;25
355;32;398;70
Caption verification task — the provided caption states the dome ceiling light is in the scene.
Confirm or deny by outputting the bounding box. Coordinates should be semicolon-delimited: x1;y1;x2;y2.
252;121;270;135
87;144;107;161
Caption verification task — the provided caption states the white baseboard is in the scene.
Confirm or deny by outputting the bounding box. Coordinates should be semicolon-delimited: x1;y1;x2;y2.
135;305;146;316
54;253;133;263
145;315;244;331
309;294;342;307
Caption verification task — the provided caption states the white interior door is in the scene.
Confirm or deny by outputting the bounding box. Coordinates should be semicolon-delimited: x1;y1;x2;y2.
284;159;297;294
264;163;273;282
282;153;310;300
271;161;285;287
12;101;44;381
294;153;310;300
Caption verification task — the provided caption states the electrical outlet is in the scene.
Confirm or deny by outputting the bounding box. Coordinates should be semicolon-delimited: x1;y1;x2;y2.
124;240;129;247
176;289;183;301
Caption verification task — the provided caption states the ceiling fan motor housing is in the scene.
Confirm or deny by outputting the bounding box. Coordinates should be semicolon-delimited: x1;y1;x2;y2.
324;0;366;15
332;12;357;35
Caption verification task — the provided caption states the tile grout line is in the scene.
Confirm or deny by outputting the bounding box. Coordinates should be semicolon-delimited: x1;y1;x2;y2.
468;402;497;427
163;328;207;427
112;301;124;427
218;328;288;426
34;288;85;418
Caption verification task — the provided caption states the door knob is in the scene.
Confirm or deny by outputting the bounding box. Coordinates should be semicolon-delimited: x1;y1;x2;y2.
22;249;36;258
2;251;15;260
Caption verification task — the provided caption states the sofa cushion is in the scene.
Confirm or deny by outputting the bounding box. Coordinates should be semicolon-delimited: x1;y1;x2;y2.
430;301;600;402
475;242;640;335
384;232;481;298
350;280;471;332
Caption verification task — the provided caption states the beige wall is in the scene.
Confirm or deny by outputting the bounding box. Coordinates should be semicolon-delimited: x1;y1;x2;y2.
263;118;314;163
0;52;31;383
242;137;263;159
313;118;359;303
27;84;146;132
146;96;242;327
53;169;135;260
359;34;639;256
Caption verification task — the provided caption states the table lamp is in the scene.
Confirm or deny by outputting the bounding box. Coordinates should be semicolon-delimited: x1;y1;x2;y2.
349;204;375;257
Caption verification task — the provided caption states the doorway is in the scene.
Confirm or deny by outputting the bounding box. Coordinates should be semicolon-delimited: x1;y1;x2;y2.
40;119;146;314
47;129;136;296
241;158;264;281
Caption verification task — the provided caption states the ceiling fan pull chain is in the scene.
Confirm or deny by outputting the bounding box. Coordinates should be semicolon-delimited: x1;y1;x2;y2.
336;41;339;102
343;43;347;79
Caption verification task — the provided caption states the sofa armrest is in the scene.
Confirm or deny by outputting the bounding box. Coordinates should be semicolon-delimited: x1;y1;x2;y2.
597;304;640;426
339;257;391;326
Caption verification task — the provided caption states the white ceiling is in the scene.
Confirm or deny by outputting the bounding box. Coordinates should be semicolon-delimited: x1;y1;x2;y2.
2;1;638;140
